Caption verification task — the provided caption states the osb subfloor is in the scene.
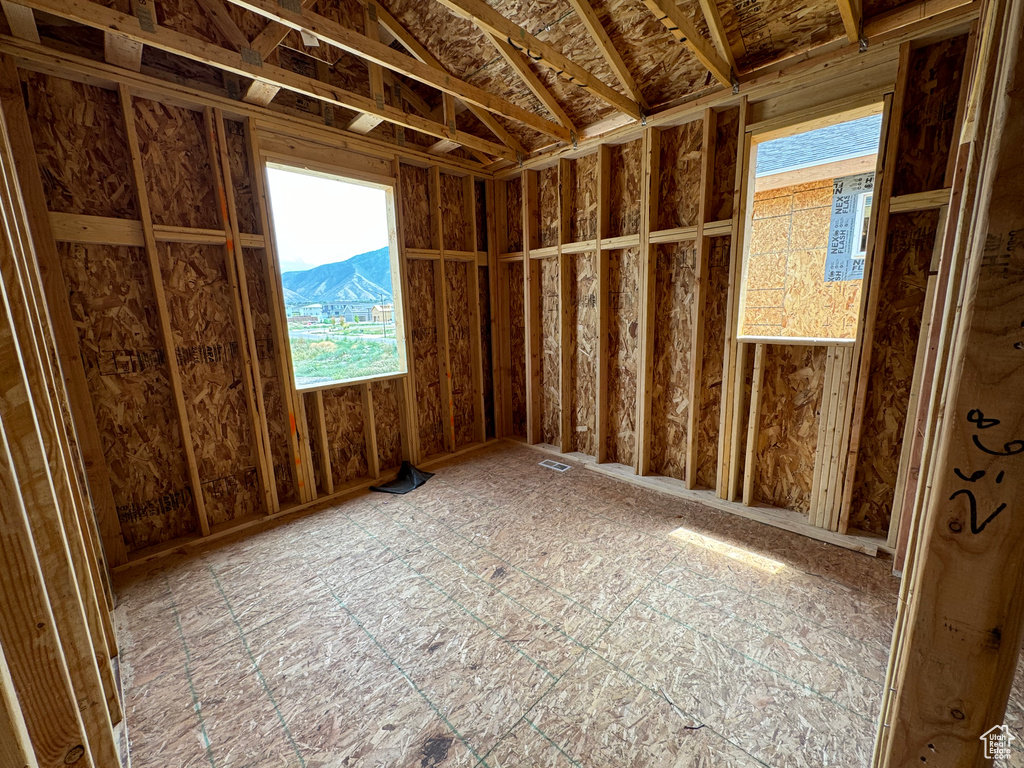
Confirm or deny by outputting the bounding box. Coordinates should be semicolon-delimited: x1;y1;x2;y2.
115;443;904;768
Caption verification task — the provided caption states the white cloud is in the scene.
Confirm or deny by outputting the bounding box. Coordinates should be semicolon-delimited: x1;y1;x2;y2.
265;165;389;274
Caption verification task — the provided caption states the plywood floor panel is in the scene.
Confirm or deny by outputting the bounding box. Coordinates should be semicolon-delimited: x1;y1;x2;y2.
116;443;904;768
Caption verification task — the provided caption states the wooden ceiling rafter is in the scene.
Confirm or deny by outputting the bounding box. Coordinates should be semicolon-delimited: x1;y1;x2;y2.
345;2;386;135
430;0;642;121
484;32;577;136
223;0;572;142
641;0;734;88
1;1;38;42
242;0;315;105
362;0;527;157
14;0;519;160
193;0;250;51
837;0;865;45
695;0;737;71
563;0;647;110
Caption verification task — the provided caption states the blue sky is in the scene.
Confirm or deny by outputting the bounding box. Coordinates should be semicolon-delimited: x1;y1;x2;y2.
265;164;389;274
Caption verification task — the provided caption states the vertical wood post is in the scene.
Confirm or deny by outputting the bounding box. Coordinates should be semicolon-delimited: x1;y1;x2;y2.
635;127;661;476
522;169;542;445
118;84;210;537
243;119;309;505
558;158;573;453
877;4;1024;764
686;108;717;488
718;98;750;500
206;108;275;515
595;146;611;463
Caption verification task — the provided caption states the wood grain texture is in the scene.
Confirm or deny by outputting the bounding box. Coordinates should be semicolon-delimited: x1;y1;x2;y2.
538;166;560;249
695;238;732;489
446;260;476;449
58;242;196;551
539;256;561;447
441;172;470;251
892;35;969;197
570;152;599;242
849;211;936;534
242;246;295;507
711;106;740;222
401;164;434;250
755;344;828;513
370;378;403;472
608;139;643;239
650;241;696;480
570;250;598;456
161;243;260;526
479;266;496;440
507;260;527;438
323;385;370;486
658;120;704;230
22;70;137;219
506;176;523;253
133;98;219;229
606;247;639;465
408;259;445;457
224;118;258;235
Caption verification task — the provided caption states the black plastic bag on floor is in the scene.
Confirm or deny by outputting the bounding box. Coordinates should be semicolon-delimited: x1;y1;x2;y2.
369;461;434;494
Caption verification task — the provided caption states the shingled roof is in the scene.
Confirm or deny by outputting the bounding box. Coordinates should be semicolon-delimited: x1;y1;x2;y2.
755;113;883;177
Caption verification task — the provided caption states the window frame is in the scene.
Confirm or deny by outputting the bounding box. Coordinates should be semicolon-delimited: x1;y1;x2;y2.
736;103;886;345
261;156;409;393
851;190;873;260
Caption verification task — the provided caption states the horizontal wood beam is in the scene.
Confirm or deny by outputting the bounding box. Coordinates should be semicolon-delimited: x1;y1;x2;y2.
641;0;733;87
13;0;519;161
432;0;642;120
224;0;572;142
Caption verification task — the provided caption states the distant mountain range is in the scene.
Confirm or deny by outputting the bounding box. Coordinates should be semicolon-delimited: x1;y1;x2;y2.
281;247;393;305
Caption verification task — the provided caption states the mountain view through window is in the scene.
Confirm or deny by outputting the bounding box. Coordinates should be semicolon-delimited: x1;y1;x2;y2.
265;163;404;388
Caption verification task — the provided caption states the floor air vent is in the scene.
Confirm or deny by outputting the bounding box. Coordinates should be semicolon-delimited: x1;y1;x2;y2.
539;459;571;472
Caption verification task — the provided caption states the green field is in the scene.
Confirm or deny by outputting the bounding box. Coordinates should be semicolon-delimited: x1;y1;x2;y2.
288;326;400;387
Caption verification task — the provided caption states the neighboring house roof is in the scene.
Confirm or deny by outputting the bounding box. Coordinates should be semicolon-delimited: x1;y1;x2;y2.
756;114;883;177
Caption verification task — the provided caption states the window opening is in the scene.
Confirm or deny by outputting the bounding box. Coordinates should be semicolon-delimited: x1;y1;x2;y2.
265;162;404;388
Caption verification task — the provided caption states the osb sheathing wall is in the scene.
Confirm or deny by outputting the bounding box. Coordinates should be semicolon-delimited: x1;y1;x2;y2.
17;67;499;567
743;179;863;339
494;28;973;550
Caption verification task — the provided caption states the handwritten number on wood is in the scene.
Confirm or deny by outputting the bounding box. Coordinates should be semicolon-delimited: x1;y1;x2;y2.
949;488;1008;534
950;410;1020;534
